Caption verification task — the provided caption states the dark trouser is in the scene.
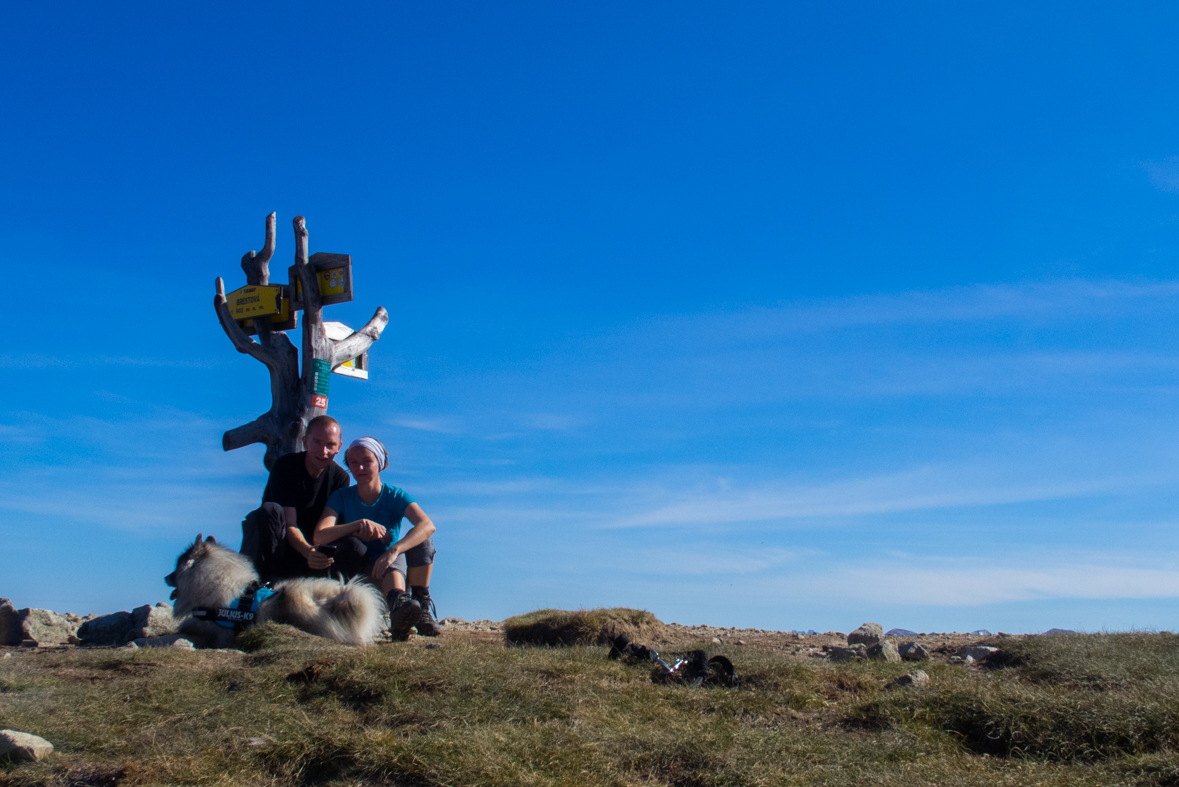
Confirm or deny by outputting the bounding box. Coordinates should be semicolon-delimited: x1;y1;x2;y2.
240;503;436;583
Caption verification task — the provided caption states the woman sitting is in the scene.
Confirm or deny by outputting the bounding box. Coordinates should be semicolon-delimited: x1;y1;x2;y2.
314;436;440;639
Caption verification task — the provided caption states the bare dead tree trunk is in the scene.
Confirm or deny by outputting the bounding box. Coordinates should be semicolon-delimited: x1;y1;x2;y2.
214;214;390;469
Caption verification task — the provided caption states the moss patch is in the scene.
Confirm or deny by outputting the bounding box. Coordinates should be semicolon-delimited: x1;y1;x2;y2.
502;607;668;647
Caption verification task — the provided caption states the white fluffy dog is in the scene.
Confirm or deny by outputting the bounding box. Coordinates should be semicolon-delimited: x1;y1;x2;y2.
165;534;386;648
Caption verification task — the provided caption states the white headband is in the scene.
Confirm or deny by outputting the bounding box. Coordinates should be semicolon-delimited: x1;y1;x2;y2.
348;437;388;470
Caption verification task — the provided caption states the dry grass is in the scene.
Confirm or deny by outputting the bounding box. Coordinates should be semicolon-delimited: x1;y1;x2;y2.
2;619;1179;786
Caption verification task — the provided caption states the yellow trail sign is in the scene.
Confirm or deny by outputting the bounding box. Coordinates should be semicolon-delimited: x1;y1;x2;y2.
227;285;284;320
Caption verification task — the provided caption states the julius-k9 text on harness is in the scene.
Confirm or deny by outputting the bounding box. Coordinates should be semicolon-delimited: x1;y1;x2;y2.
191;583;276;632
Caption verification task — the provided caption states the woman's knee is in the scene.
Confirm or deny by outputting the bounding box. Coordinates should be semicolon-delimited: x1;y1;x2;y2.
405;536;436;568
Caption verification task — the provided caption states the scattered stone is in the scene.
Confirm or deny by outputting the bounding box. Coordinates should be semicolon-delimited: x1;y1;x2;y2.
131;633;188;648
130;603;178;640
123;642;139;650
171;638;196;650
737;639;747;646
76;611;135;646
827;645;866;663
847;623;883;647
958;645;998;661
866;640;901;662
899;642;930;662
892;669;929;688
77;603;178;645
711;637;722;644
2;652;11;659
0;600;18;646
6;608;77;647
0;730;54;762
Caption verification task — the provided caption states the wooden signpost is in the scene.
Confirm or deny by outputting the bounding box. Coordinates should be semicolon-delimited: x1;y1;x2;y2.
213;213;389;469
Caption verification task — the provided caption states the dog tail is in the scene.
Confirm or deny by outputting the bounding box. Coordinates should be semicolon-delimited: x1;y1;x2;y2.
320;578;386;645
261;577;386;645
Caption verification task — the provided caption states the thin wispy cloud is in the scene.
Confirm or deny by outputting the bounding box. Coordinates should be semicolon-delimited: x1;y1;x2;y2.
0;353;215;369
617;545;803;577
1144;156;1179;193
521;413;579;431
389;417;461;434
445;279;1179;419
426;457;1179;534
638;280;1179;342
816;560;1179;606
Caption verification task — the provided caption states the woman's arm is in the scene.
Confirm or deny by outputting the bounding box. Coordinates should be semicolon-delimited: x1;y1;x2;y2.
314;508;388;545
371;504;436;576
389;504;436;553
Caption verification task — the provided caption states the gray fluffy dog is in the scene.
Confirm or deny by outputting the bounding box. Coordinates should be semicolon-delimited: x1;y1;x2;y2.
165;534;386;648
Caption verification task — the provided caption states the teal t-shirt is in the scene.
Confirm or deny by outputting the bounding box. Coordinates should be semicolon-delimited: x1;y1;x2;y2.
324;483;416;561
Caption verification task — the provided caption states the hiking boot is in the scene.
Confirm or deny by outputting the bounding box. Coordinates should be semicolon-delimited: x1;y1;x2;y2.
411;586;442;637
385;590;421;641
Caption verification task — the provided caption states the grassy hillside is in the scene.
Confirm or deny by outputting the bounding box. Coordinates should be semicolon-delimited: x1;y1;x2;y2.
3;618;1179;786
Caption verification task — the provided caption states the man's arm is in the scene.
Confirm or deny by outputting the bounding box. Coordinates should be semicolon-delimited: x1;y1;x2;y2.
283;506;333;570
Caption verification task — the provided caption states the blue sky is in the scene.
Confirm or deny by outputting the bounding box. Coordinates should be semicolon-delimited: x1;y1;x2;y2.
5;3;1179;633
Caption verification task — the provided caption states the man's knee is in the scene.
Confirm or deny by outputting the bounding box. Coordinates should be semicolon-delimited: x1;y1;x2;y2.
257;502;285;527
405;536;436;568
243;503;290;579
331;536;369;576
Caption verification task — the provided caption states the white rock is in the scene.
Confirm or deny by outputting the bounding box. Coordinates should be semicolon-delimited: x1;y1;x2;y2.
848;623;883;646
867;641;901;663
171;638;196;650
899;642;930;662
711;637;722;644
892;669;930;688
0;730;54;762
959;645;998;660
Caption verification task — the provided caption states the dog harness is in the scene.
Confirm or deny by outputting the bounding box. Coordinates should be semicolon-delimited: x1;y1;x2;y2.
191;582;276;631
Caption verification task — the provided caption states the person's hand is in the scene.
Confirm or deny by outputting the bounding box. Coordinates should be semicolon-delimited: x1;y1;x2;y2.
371;547;399;579
355;519;387;541
306;548;334;570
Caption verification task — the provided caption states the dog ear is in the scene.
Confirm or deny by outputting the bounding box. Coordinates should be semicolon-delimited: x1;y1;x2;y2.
206;535;217;544
194;533;204;546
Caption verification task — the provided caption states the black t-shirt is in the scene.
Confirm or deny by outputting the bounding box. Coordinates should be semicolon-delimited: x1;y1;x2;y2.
261;451;350;541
